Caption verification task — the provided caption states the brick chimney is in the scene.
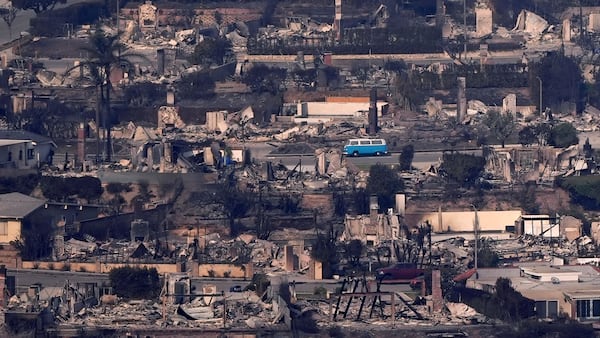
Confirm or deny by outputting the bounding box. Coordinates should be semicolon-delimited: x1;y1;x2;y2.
368;87;378;135
0;265;7;307
369;195;379;227
77;122;85;167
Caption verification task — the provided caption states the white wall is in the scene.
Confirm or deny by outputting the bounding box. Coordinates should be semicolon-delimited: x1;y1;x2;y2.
297;102;387;118
407;210;522;233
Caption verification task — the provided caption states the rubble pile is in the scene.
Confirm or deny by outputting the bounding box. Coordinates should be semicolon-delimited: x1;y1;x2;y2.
52;293;275;330
301;293;490;329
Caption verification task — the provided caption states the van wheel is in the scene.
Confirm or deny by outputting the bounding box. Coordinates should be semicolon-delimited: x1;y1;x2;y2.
353;151;359;157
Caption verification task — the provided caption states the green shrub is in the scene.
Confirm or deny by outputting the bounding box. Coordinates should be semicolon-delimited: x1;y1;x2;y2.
29;3;104;37
250;273;270;297
498;318;594;338
109;267;160;300
40;176;103;202
328;326;345;338
314;286;327;297
559;176;600;210
0;174;40;195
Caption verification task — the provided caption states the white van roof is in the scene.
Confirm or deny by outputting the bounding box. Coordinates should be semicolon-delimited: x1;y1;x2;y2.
347;138;386;143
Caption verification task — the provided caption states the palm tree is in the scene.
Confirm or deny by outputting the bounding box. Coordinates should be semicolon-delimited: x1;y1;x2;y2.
67;26;146;162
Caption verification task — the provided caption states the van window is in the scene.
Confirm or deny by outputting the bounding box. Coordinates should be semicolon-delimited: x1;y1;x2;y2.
359;140;370;145
350;140;358;145
372;140;383;145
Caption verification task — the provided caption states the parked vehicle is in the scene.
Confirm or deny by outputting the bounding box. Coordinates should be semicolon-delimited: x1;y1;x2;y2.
410;276;425;290
229;285;242;292
376;262;425;280
343;138;388;157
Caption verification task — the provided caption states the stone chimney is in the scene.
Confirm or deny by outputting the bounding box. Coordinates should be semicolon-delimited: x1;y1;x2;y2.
166;87;175;106
285;245;295;272
456;77;466;122
369;195;379;226
435;0;445;28
77;122;85;167
0;265;6;307
395;193;406;216
368;87;378;135
157;49;165;75
431;269;443;312
334;0;342;42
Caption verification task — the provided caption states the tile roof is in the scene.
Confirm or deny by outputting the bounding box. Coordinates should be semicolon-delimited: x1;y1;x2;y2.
0;192;45;219
0;130;56;146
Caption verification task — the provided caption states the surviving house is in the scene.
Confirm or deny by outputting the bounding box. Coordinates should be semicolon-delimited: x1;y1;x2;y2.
461;264;600;321
0;192;45;244
0;130;56;168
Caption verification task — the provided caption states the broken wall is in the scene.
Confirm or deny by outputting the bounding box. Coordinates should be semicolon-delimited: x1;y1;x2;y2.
502;94;517;114
197;263;252;278
405;210;522;233
138;1;158;31
560;216;582;242
20;261;181;274
513;10;548;35
300;194;334;219
590;13;600;32
592;222;600;244
158;106;185;130
476;6;493;37
205;111;228;132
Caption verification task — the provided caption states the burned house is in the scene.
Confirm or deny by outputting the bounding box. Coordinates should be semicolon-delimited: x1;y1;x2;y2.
122;1;264;31
340;195;401;246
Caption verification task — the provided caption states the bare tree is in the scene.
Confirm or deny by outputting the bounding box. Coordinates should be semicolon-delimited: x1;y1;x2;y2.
0;4;18;40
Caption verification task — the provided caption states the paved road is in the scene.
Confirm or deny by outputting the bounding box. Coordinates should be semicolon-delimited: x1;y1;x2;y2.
265;149;483;172
39;48;157;75
348;149;483;170
0;0;98;46
7;268;110;290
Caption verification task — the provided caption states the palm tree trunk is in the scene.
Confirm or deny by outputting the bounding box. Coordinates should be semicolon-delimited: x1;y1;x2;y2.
96;85;102;163
105;67;112;162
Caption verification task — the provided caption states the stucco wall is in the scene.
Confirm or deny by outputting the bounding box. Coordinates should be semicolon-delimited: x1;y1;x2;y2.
21;261;181;274
197;263;252;278
406;210;522;233
19;260;252;278
298;102;385;118
0;142;36;169
0;219;21;244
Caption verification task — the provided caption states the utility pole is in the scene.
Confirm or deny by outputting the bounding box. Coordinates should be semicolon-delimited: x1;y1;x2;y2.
536;76;543;115
580;0;585;48
116;0;120;36
117;0;121;60
471;204;479;277
463;0;467;57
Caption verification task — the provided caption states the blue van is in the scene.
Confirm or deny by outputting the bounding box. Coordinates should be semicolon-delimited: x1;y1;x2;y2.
343;138;389;156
